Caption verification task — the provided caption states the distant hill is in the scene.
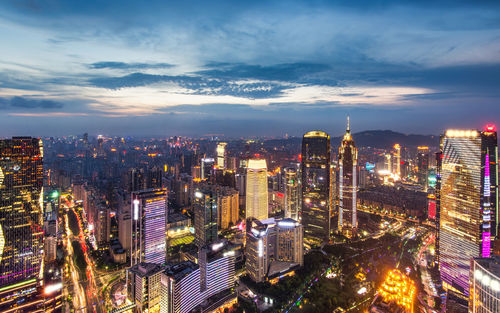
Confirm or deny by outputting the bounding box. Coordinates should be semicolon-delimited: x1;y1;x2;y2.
331;130;438;149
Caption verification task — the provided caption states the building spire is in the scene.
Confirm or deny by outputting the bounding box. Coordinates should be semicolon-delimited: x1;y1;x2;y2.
347;115;350;132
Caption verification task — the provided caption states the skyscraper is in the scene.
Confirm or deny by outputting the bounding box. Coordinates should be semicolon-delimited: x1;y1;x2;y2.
338;118;358;236
301;131;331;248
438;127;498;296
194;188;218;248
131;188;168;266
284;167;300;221
216;142;227;169
127;263;165;313
0;137;44;311
201;158;215;181
245;159;268;221
417;146;430;189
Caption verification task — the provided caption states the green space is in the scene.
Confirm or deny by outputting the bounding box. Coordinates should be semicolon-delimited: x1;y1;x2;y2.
72;240;87;274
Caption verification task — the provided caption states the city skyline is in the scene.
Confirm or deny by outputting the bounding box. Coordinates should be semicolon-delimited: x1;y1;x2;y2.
1;1;500;136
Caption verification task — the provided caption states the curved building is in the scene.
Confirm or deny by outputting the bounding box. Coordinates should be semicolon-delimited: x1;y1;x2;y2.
338;117;358;236
301;131;331;248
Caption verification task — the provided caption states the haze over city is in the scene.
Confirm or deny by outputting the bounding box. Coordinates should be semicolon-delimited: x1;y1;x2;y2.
1;0;500;136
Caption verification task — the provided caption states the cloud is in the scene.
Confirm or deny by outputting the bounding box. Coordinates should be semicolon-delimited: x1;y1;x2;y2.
88;61;175;70
0;96;64;109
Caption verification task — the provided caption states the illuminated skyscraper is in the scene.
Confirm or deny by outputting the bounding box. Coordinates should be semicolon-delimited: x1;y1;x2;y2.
394;144;401;177
194;188;218;248
131;188;168;266
0;137;44;311
201;158;215;181
417;146;430;188
216;142;227;169
284;167;300;221
438;127;498;296
338;117;358;236
245;159;268;221
301;131;331;248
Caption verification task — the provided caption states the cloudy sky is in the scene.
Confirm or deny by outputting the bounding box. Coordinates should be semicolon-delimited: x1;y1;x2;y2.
0;0;499;137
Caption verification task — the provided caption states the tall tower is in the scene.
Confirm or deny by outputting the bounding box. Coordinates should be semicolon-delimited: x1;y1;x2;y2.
438;127;498;296
245;159;268;221
394;144;401;177
301;131;331;248
338;117;358;236
194;188;218;248
131;188;168;266
284;167;300;221
0;137;44;311
216;142;227;169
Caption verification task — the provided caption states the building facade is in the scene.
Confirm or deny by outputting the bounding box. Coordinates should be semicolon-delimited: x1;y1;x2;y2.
131;188;168;266
194;188;218;248
438;128;498;295
301;131;331;248
284;167;300;221
128;263;165;313
338;118;358;236
0;137;44;311
245;159;268;221
469;256;500;313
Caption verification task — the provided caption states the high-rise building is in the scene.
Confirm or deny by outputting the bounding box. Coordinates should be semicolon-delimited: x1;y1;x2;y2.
438;127;498;296
194;189;218;248
216;142;227;169
96;204;111;248
394;144;401;177
284;167;300;221
127;262;165;313
217;187;239;230
301;131;331;248
245;159;268;221
469;256;500;313
160;241;235;313
131;188;168;266
201;158;215;181
0;137;44;311
338;118;358;236
417;146;430;188
119;205;132;254
245;218;303;283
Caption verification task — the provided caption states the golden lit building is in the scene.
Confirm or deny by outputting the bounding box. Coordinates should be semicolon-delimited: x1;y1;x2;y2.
245;159;268;221
438;127;498;295
338;117;358;236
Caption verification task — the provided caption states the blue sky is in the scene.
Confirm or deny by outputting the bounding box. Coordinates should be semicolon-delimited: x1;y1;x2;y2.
0;0;499;137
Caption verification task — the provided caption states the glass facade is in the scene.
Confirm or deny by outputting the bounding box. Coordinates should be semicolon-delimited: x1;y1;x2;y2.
469;256;500;313
0;137;44;310
438;129;498;295
301;131;331;248
338;119;358;235
245;159;268;221
194;189;218;248
132;188;168;265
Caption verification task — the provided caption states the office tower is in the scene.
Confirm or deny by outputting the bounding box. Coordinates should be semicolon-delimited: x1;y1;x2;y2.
146;166;163;189
217;187;239;230
44;235;57;263
245;218;303;283
384;153;392;173
245;159;269;221
394;144;401;177
201;158;215;181
160;242;236;313
284;167;300;221
469;256;500;312
301;131;331;248
0;137;44;311
119;206;132;254
127;263;165;313
129;168;145;192
216;142;227;168
96;204;111;248
417;146;430;188
338;118;358;236
438;128;498;296
131;188;168;265
194;189;218;248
